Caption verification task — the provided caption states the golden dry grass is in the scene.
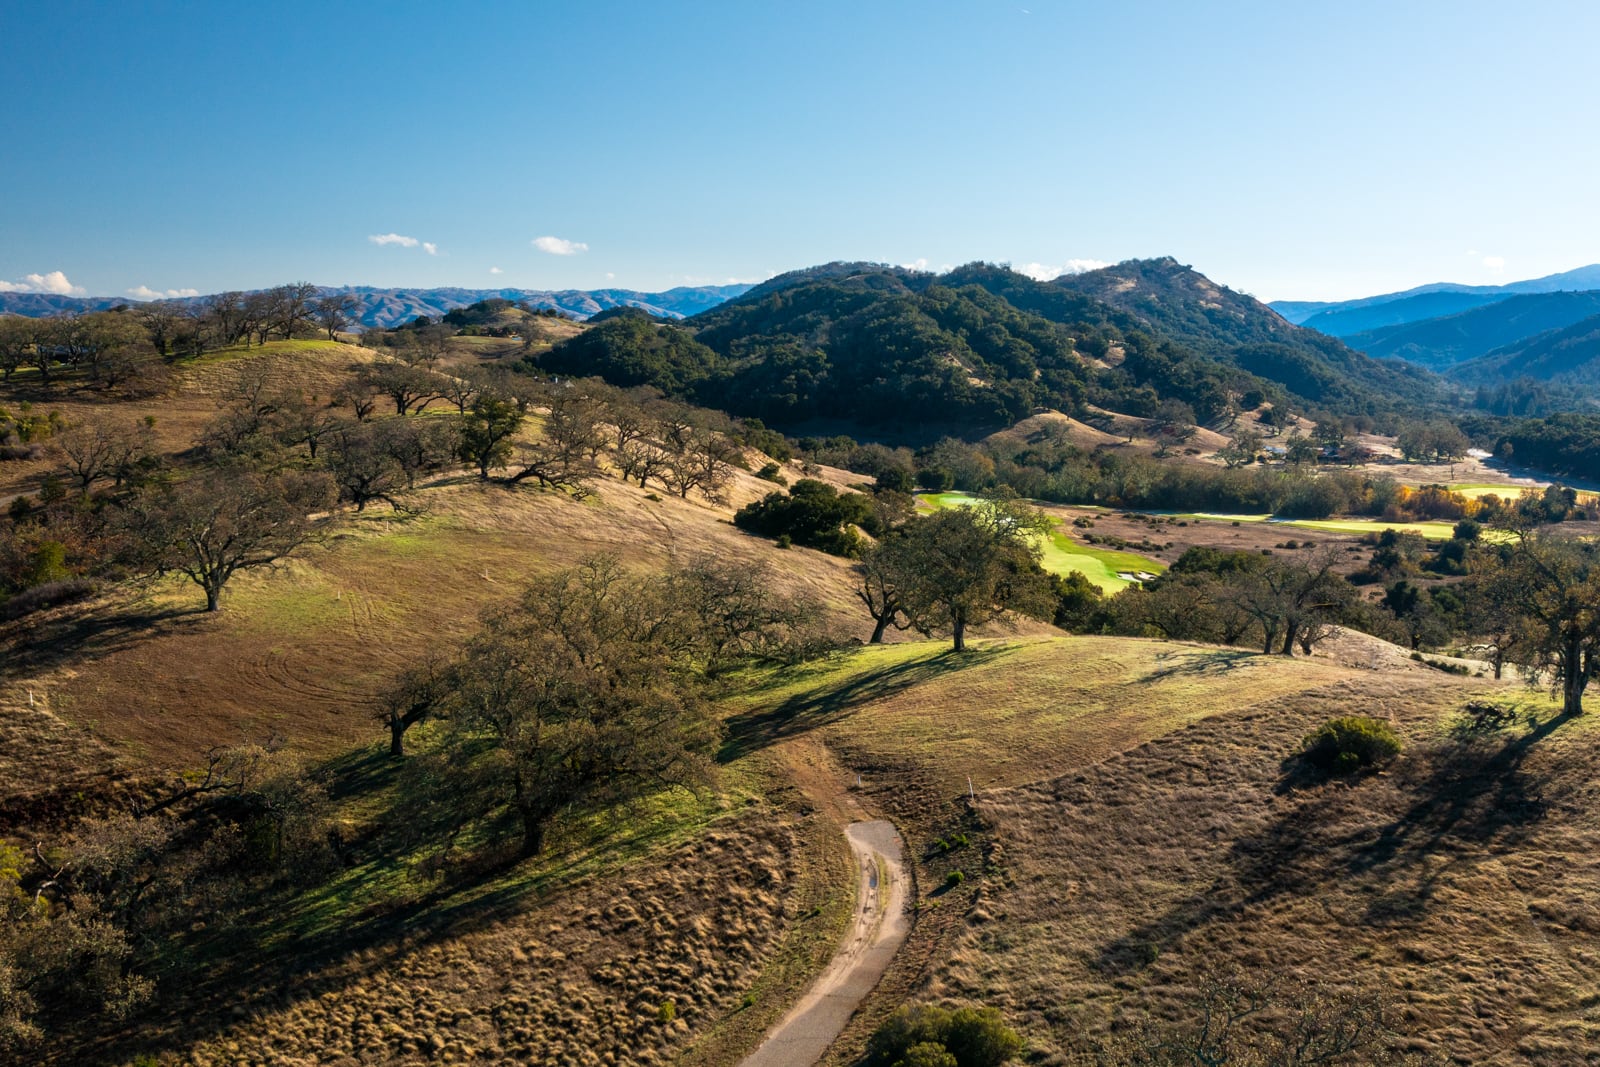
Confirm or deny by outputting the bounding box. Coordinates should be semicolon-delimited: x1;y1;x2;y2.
727;636;1359;804
911;675;1600;1064
14;344;1600;1066
2;469;877;782
136;802;844;1067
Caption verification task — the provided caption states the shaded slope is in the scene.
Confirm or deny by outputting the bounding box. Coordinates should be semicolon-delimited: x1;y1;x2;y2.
1344;290;1600;370
1456;312;1600;386
1300;290;1507;336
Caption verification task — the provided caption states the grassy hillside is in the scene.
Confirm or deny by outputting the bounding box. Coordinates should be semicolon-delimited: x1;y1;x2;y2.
7;326;1599;1067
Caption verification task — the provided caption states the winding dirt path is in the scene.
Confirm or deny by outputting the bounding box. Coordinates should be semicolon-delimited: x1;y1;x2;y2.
738;818;910;1067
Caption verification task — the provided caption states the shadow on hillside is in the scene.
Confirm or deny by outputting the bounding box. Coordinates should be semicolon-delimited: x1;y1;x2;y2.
719;644;1012;762
1137;648;1257;684
79;746;711;1065
0;600;208;678
1093;712;1573;976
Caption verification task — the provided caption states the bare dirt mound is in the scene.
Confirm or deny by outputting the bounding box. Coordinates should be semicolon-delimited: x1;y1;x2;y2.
739;819;910;1067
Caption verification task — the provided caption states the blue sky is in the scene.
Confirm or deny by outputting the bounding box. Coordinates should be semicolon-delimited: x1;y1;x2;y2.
2;1;1597;302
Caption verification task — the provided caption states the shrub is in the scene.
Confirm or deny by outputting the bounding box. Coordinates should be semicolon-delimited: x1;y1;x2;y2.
898;1044;958;1067
867;1004;1023;1067
1299;716;1402;772
0;578;97;621
756;461;787;484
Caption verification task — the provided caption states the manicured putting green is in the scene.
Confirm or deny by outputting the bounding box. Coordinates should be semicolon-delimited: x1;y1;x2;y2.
918;493;1165;593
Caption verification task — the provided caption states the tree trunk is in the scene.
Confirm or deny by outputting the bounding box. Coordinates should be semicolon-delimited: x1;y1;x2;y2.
519;809;545;857
1563;635;1587;715
952;611;967;653
1281;624;1297;655
870;614;891;644
389;718;406;757
204;582;222;612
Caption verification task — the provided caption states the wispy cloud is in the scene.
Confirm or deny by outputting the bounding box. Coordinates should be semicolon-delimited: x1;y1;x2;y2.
127;285;200;300
900;257;931;272
0;270;86;296
533;235;588;256
1467;249;1506;273
489;266;503;275
422;242;438;256
369;233;420;248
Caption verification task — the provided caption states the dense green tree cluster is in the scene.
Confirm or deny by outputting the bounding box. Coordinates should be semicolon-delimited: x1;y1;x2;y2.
733;478;878;556
1492;412;1600;479
533;261;1440;437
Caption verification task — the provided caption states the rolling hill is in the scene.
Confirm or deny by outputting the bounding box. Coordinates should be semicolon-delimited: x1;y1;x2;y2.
539;259;1446;436
1050;257;1442;414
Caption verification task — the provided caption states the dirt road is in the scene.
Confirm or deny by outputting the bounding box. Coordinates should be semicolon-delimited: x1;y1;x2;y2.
737;819;910;1067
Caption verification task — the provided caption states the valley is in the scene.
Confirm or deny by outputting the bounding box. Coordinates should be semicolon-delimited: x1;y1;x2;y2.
4;261;1600;1067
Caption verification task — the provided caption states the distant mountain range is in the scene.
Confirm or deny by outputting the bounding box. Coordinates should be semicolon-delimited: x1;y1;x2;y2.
1275;264;1600;388
1271;263;1600;327
1341;291;1600;370
0;284;753;329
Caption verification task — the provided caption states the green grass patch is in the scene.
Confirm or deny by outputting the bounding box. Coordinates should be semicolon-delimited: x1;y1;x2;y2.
1274;517;1462;540
722;635;1361;797
261;741;763;951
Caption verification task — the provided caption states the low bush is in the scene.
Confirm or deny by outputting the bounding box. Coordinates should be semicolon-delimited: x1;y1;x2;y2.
866;1003;1023;1067
1299;716;1402;772
0;578;98;621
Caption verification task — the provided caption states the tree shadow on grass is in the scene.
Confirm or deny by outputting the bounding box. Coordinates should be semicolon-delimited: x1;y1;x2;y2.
0;599;209;679
79;742;724;1066
1093;710;1573;976
718;643;1012;763
1137;648;1258;684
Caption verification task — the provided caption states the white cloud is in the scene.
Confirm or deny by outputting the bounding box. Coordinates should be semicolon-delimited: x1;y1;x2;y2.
489;266;503;275
127;285;200;300
1482;255;1506;272
533;235;588;256
422;242;438;256
605;272;616;281
900;257;931;272
0;270;86;296
369;233;420;248
1017;258;1110;281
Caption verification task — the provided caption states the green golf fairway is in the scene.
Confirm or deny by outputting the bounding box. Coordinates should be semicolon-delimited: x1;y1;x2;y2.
917;493;1165;592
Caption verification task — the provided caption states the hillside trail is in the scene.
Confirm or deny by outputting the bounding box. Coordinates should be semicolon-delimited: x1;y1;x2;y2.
739;738;911;1067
